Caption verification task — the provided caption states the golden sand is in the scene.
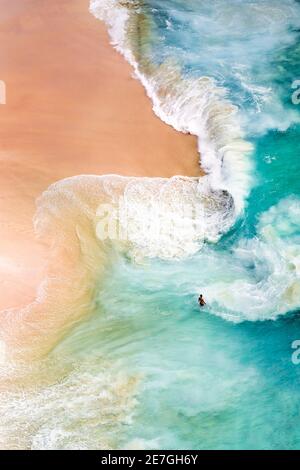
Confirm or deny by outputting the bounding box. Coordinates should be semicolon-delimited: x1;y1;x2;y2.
0;0;201;313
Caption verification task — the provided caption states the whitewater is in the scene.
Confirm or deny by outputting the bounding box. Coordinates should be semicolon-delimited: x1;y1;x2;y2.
1;0;300;450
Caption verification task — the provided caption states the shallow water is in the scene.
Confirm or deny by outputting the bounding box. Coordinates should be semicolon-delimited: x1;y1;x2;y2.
88;0;300;449
1;0;300;449
57;256;300;449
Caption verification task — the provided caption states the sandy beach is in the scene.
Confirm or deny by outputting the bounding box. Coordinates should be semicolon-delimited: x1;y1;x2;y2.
0;0;201;312
0;0;299;452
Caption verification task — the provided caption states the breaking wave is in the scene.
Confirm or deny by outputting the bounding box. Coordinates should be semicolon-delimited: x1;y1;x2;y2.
90;0;254;215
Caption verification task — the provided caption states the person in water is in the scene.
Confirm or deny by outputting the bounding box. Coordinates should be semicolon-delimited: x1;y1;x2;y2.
198;294;206;307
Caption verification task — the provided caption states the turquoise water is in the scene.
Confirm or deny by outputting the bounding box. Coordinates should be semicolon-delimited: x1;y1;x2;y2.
55;0;300;449
2;0;300;451
61;256;300;449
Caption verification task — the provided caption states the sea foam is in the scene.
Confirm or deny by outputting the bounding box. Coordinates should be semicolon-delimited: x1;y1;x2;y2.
90;0;254;215
196;197;300;322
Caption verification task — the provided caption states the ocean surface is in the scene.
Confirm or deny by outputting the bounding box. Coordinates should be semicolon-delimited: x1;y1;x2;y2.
1;0;300;449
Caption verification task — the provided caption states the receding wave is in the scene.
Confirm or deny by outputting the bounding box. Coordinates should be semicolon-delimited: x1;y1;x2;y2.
0;175;234;360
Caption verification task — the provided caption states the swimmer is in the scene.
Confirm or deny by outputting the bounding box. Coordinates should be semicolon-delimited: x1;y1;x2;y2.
198;294;206;307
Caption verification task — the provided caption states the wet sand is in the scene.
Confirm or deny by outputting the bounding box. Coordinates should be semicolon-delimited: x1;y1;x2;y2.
0;0;201;311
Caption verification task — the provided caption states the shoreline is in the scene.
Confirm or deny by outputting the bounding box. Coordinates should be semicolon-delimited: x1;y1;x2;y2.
0;0;202;312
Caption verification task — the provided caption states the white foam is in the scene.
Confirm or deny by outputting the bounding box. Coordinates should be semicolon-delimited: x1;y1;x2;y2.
90;0;300;218
198;197;300;322
90;0;254;216
37;174;235;260
0;357;138;450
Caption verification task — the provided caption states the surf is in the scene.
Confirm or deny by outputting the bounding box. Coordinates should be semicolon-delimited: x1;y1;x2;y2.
1;0;300;450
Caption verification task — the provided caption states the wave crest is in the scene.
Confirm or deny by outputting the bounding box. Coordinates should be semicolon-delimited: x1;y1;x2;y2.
90;0;254;214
